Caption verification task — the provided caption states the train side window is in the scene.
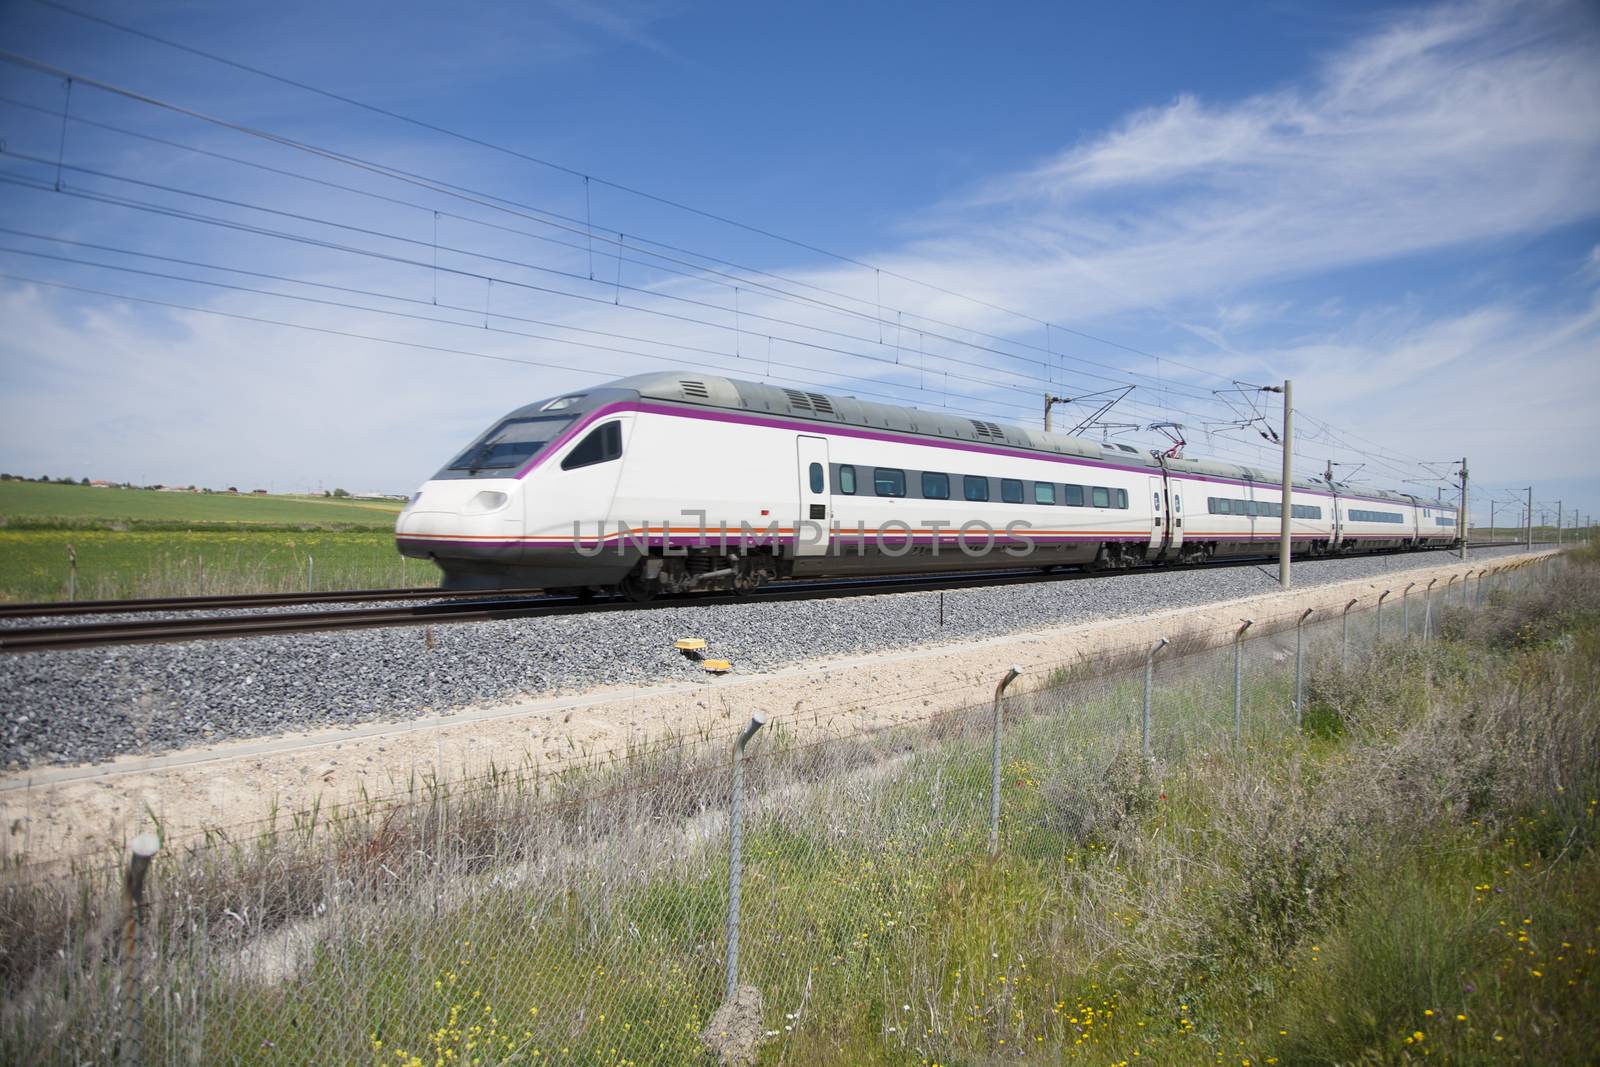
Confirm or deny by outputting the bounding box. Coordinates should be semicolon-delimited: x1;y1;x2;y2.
838;465;856;495
1091;486;1110;508
874;468;906;497
963;475;990;502
1001;478;1024;504
922;472;950;500
560;421;623;470
1065;484;1084;507
1034;482;1056;505
809;463;825;494
1120;489;1131;510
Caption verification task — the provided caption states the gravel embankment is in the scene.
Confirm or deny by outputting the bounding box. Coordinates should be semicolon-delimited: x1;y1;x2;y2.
0;546;1537;768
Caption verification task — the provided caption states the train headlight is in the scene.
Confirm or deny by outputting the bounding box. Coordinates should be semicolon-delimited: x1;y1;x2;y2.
466;490;510;513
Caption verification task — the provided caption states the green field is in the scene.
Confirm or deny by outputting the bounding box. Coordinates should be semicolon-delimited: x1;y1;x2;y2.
0;481;432;601
0;481;401;529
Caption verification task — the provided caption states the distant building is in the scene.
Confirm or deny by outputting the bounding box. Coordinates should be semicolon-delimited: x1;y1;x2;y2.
226;487;239;494
251;489;268;495
88;479;115;488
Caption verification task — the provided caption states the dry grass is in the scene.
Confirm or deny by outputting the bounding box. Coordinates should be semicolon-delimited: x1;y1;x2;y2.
1;550;1595;1064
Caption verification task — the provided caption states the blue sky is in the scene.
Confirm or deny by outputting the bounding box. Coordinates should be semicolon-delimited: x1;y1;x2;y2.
0;0;1596;527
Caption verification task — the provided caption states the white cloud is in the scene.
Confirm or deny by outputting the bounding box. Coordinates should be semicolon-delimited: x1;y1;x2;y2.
2;0;1597;508
923;0;1600;321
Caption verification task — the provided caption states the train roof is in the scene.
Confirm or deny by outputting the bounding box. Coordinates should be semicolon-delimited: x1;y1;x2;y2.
557;371;1452;505
610;370;1167;468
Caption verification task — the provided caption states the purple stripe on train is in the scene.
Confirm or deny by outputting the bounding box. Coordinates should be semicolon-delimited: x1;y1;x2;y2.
512;400;1449;509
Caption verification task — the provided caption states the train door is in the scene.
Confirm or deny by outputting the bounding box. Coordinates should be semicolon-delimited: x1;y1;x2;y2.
1148;476;1167;557
1329;489;1344;549
795;435;831;557
1169;481;1186;554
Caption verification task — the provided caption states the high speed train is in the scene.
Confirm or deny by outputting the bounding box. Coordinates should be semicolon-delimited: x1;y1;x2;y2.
395;371;1460;599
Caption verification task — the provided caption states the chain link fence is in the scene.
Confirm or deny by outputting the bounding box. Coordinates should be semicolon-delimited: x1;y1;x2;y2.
0;554;1563;1065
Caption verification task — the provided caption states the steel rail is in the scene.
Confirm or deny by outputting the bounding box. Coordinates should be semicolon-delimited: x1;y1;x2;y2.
0;542;1546;654
0;585;551;619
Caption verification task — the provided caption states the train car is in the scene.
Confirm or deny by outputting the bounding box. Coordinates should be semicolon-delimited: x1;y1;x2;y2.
396;370;1457;598
1162;458;1335;560
1328;482;1419;551
1414;497;1459;546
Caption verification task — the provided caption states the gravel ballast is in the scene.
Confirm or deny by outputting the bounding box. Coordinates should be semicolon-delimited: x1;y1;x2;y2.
0;546;1538;768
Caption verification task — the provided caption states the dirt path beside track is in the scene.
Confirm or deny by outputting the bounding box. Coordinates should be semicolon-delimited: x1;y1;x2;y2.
1;549;1557;865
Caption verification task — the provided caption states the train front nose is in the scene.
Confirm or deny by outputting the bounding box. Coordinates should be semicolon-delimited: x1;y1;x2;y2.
395;479;526;570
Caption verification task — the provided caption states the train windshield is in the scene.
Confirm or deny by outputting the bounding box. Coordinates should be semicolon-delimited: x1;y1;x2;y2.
447;415;573;472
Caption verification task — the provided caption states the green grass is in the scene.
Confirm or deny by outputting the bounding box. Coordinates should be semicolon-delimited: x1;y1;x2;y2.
0;528;436;601
0;480;401;528
3;554;1595;1065
0;481;425;600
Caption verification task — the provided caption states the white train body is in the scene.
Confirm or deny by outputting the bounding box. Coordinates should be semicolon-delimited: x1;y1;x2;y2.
396;372;1459;596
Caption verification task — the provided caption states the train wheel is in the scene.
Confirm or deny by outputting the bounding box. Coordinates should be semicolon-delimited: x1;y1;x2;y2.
618;570;660;603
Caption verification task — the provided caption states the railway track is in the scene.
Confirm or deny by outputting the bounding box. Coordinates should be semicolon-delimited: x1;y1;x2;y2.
0;542;1547;654
0;585;545;620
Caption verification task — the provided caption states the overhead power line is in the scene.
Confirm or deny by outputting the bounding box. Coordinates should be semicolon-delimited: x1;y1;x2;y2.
0;155;1257;439
0;31;1446;483
0;55;1234;413
27;0;1257;389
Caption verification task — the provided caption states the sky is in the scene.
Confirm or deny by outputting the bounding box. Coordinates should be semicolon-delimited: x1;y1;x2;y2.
0;0;1596;526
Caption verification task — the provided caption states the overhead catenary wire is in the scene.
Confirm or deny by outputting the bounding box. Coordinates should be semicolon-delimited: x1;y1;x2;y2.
0;243;1056;418
0;228;1305;474
0;49;1251;412
21;2;1272;391
0;46;1440;483
0;60;1350;476
0;164;1294;466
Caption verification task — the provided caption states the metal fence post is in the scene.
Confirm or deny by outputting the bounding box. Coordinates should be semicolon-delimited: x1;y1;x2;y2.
1460;571;1470;607
1142;638;1168;759
1376;590;1390;646
67;543;78;602
122;832;159;1067
1341;598;1357;668
307;554;315;592
1294;609;1313;726
724;713;767;1002
1401;582;1415;640
1424;578;1438;642
1234;619;1254;741
989;666;1023;856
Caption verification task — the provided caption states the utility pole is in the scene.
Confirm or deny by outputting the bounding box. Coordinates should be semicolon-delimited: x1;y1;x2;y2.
1488;499;1495;542
1043;394;1068;433
1458;456;1468;559
1276;381;1293;588
1556;500;1562;545
1525;486;1533;550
